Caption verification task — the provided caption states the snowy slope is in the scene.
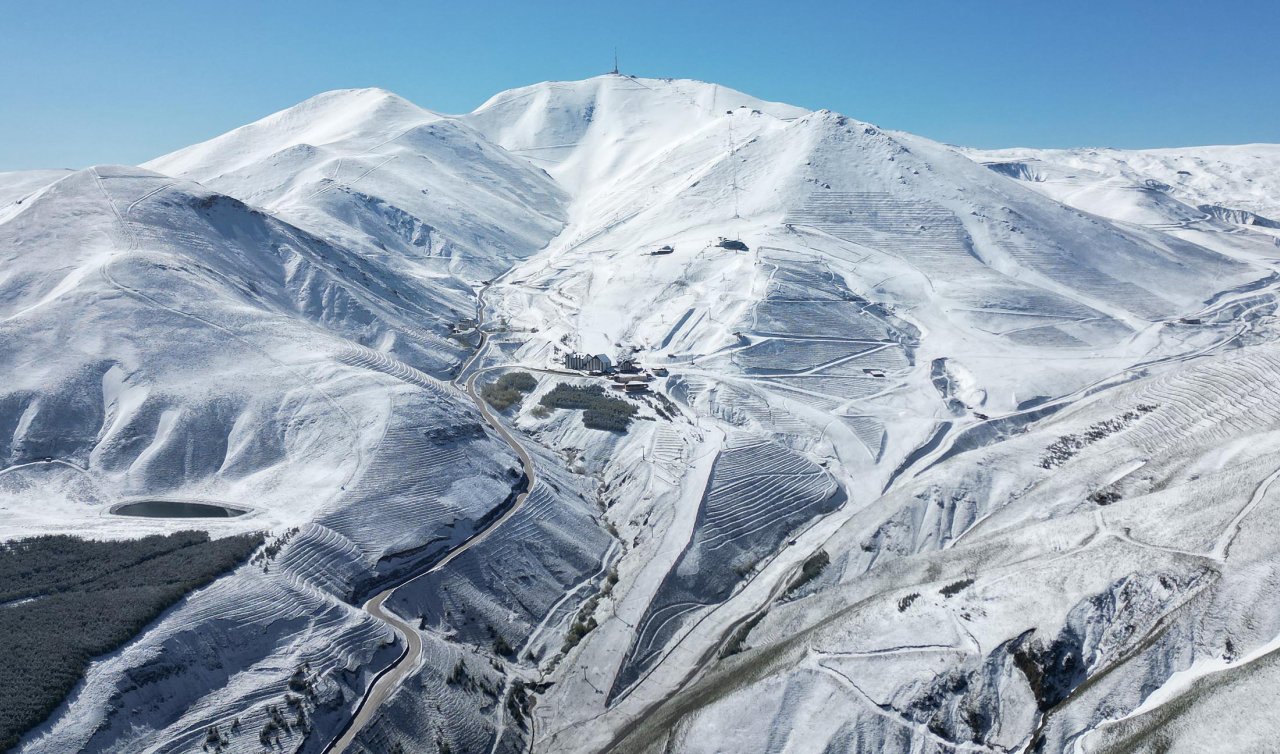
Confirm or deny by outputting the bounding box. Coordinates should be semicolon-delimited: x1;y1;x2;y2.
465;76;806;194
0;165;506;534
591;338;1280;754
967;144;1280;229
146;88;569;282
450;77;1280;754
461;78;1266;514
4;75;1279;754
0;169;72;209
0;165;537;753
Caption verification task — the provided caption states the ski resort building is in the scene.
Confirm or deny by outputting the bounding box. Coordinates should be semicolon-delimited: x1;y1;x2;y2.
565;352;613;373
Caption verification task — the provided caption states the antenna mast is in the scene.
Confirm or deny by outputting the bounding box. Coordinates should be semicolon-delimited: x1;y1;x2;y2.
612;48;619;75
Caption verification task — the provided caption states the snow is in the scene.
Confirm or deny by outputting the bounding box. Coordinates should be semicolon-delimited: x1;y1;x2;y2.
3;73;1279;754
147;87;568;283
967;143;1280;227
146;88;445;182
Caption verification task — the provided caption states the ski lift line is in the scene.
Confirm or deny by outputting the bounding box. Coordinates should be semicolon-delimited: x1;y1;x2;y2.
510;153;560;166
121;181;177;220
509;143;584;152
349;155;399;185
90;168;138;252
304;154;399;201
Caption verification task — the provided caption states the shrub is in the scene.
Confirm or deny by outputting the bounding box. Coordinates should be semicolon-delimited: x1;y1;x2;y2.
583;409;633;432
540;383;638;432
785;550;830;596
446;660;468;686
1088;489;1121;505
561;570;619;654
481;371;537;411
720;611;767;658
562;617;598;651
506;678;532;728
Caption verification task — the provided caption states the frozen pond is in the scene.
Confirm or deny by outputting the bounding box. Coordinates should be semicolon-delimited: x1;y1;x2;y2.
110;500;248;518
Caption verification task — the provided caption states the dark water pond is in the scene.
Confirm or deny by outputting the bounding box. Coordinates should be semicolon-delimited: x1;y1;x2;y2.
111;500;247;518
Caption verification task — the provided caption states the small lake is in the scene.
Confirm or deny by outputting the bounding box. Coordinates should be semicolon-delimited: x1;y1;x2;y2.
111;500;248;518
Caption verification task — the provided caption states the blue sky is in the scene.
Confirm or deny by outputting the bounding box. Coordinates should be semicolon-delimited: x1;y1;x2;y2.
2;0;1276;170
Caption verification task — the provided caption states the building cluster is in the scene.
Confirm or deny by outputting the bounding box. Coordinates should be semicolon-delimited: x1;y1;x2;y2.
563;352;669;393
564;352;612;374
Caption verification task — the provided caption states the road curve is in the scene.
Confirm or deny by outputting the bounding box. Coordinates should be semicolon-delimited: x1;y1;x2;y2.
324;304;539;753
323;591;421;753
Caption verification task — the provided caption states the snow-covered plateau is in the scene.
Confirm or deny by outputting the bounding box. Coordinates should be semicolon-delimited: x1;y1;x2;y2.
3;74;1279;753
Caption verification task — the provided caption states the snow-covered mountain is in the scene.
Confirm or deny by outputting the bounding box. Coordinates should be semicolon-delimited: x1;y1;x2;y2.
3;74;1279;754
146;87;568;281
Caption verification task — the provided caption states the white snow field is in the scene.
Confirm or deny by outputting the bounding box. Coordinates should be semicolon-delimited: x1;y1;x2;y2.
3;74;1279;754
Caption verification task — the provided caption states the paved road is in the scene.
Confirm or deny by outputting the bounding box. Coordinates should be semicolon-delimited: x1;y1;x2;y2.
323;591;422;753
324;296;539;753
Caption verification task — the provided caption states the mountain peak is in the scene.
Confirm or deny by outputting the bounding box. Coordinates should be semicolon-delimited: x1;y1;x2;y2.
469;74;806;122
461;75;808;192
145;86;439;182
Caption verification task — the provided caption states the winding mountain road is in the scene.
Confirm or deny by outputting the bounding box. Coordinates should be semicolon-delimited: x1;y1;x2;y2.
324;289;539;753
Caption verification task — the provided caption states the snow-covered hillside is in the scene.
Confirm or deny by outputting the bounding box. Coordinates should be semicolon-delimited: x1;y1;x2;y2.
146;88;568;282
3;74;1279;754
968;144;1280;231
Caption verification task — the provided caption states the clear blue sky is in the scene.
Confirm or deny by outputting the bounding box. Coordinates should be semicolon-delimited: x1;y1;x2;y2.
3;0;1277;170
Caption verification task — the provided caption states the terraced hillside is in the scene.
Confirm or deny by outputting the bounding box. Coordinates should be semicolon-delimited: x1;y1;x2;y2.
612;435;842;698
604;342;1280;754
